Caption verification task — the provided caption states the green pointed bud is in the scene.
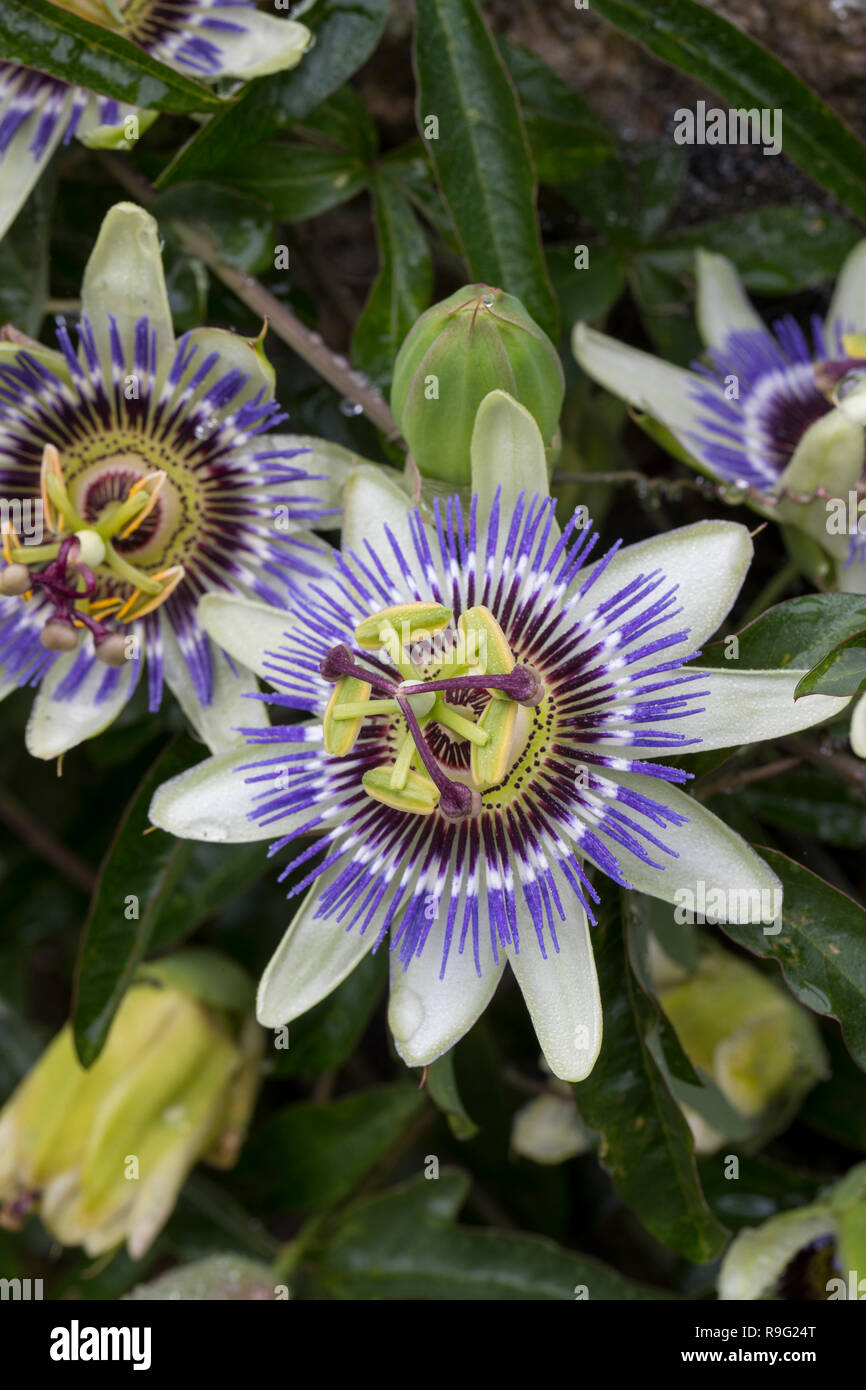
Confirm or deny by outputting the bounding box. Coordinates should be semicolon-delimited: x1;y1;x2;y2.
0;950;262;1259
391;285;564;484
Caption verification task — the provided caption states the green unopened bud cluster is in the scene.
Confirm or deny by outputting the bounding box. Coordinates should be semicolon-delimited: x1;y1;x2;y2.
391;285;565;484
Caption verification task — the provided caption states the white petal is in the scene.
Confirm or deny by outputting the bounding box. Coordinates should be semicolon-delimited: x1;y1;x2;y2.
614;666;850;758
388;915;505;1069
718;1209;834;1301
572;321;717;444
572;520;752;652
80;202;174;365
826;238;866;340
265;434;395;528
588;769;782;923
179;326;274;409
342;464;415;571
850;692;866;759
0;87;74;241
194;11;311;80
506;900;601;1083
75;94;158;151
470;390;554;539
257;865;377;1027
25;652;137;760
695;251;767;349
161;622;266;754
197;593;299;682
148;747;294;843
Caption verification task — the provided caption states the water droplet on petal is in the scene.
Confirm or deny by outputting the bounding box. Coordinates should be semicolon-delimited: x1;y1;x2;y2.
194;415;220;441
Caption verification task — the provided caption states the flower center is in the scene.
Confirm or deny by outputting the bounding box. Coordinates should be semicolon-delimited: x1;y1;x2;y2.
0;444;184;662
319;603;545;821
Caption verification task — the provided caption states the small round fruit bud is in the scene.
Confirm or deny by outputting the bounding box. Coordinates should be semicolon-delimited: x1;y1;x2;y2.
0;563;31;596
73;529;107;568
94;632;128;667
40;619;80;652
391;285;564;484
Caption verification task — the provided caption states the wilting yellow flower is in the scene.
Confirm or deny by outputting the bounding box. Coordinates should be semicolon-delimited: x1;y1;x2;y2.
0;952;262;1258
656;940;827;1152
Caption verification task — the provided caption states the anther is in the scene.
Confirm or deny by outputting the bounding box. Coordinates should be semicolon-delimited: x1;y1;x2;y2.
0;563;31;596
40;618;80;652
94;632;128;667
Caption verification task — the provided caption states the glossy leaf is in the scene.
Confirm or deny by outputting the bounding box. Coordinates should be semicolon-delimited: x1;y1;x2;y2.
1;0;224;113
213;145;369;223
701;593;866;672
309;1171;675;1299
591;0;866;223
720;850;866;1073
794;629;866;699
0;176;52;337
426;1049;479;1140
498;40;613;185
157;0;390;186
573;898;727;1262
413;0;558;339
741;768;866;849
155;185;276;274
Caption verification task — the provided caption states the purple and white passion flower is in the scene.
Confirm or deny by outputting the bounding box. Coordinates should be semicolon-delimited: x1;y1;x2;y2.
0;1;311;240
573;242;866;753
0;200;357;761
149;392;848;1082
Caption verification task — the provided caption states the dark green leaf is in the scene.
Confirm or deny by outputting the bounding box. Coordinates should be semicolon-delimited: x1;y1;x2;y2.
0;995;44;1100
310;1171;675;1299
73;737;265;1065
701;593;866;672
498;39;613;185
295;85;378;161
351;176;433;389
741;768;866;849
426;1049;479;1139
214;145;369;222
699;1156;823;1231
720;849;866;1073
413;0;558;339
0;0;224;113
155;185;276;274
629;256;702;365
647;207;862;295
801;1028;866;1152
591;0;866;223
0;175;52;337
546;244;628;330
272;947;387;1076
157;0;390;186
794;629;866;698
235;1084;425;1212
633;145;687;243
573;898;727;1262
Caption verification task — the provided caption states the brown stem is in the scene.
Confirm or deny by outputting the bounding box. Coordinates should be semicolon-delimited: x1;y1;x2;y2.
102;156;402;441
0;791;95;894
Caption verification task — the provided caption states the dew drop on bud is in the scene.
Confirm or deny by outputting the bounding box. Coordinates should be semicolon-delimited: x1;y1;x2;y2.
480;291;496;307
40;619;80;652
0;563;31;596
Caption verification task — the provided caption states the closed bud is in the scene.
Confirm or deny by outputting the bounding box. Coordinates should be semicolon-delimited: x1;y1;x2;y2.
391;285;564;484
0;950;262;1259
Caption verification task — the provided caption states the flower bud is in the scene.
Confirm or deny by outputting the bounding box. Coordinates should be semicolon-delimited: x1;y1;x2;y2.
0;950;262;1259
391;285;564;484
